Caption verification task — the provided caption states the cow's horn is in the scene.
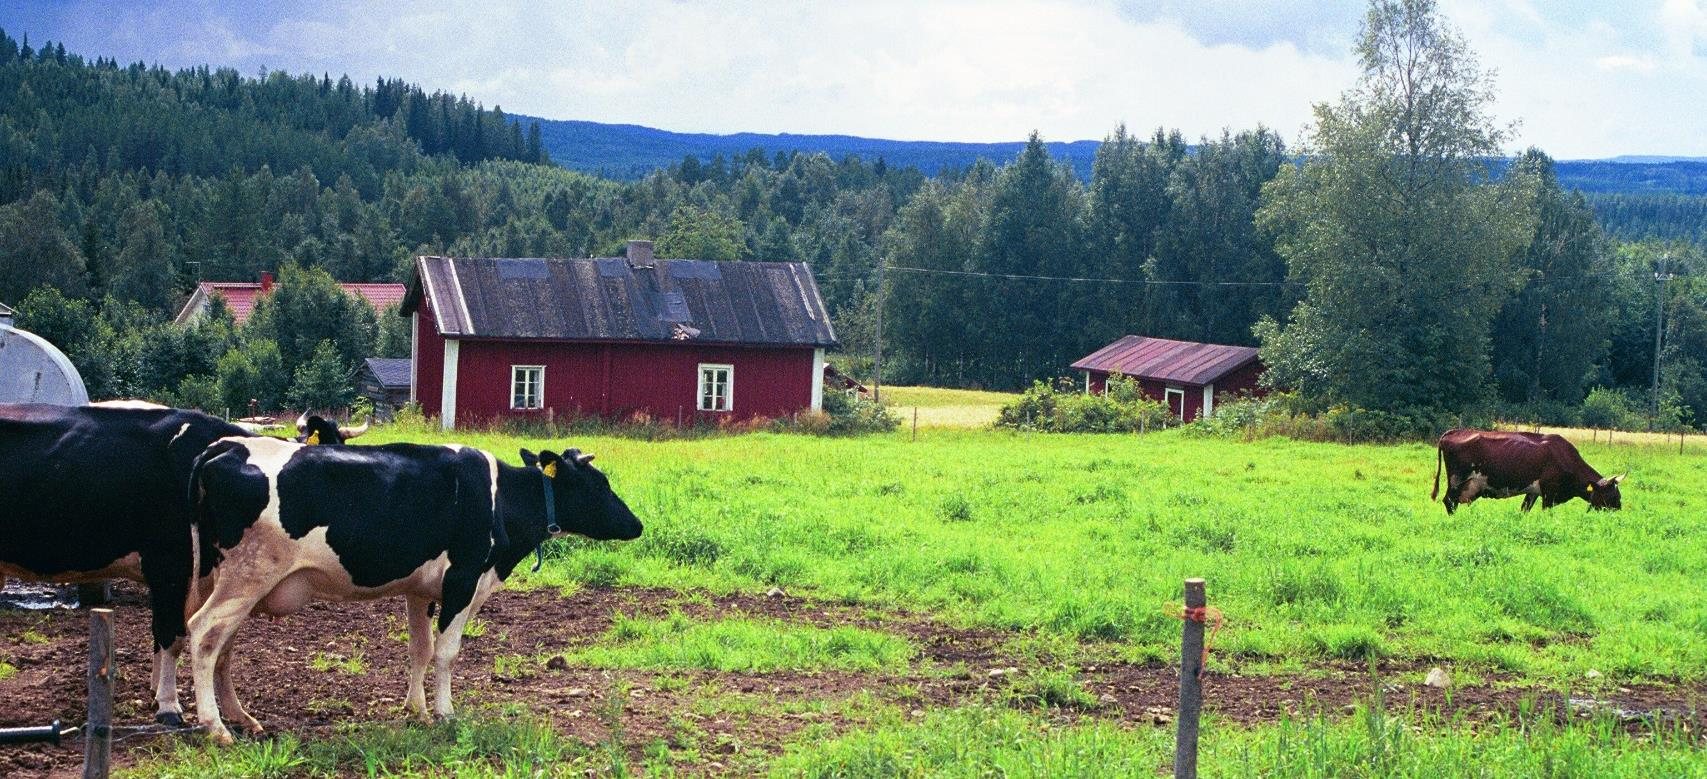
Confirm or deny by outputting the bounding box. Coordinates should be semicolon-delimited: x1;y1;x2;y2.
1610;473;1626;485
339;419;370;439
574;451;595;465
295;412;309;433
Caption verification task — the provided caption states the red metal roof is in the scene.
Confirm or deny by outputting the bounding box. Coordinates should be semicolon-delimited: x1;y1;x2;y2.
183;281;407;325
404;256;837;347
1070;336;1260;386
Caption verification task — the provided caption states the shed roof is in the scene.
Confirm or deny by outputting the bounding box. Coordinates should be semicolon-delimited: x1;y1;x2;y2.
402;256;838;347
362;357;412;389
1070;336;1260;386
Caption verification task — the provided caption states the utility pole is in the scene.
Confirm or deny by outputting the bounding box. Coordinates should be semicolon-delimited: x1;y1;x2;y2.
873;256;885;404
1651;252;1673;430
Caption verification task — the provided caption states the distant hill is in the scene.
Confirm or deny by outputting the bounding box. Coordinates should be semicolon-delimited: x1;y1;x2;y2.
1596;155;1707;165
525;117;1103;180
530;116;1707;196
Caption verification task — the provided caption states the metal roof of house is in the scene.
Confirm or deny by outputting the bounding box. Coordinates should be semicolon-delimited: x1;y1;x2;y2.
1070;335;1260;386
363;357;412;389
402;256;838;347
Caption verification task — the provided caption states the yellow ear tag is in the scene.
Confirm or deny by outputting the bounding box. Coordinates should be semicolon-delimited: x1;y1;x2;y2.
542;462;558;478
1586;484;1593;492
306;430;320;445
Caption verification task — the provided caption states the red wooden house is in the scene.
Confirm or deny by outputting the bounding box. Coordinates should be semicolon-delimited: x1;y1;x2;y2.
1070;336;1265;420
401;241;838;430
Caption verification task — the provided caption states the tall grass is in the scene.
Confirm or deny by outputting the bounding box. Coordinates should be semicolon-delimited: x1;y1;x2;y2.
773;703;1706;778
123;715;580;778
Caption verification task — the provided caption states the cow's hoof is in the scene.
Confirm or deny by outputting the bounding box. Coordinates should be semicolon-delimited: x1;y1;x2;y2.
240;720;265;737
205;728;235;747
155;711;185;728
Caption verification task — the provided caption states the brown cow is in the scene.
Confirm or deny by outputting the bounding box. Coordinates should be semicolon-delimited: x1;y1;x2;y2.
1432;429;1624;513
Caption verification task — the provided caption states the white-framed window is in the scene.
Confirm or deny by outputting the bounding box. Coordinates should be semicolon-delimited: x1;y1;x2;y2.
510;365;544;410
697;363;733;412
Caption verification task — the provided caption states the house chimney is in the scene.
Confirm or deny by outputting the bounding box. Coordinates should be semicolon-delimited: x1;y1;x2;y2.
260;272;275;293
626;240;655;267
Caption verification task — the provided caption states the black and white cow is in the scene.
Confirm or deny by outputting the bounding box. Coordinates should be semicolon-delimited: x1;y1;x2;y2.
0;402;250;725
186;437;641;743
293;413;368;446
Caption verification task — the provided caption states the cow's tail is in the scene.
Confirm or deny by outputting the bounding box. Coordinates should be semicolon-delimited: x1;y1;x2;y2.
1431;440;1444;500
184;440;235;615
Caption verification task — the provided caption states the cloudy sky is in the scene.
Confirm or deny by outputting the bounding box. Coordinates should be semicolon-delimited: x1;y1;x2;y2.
6;0;1706;158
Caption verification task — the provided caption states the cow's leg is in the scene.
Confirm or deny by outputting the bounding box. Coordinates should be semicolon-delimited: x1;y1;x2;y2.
431;571;501;718
213;642;262;736
187;598;252;745
151;640;185;727
186;563;277;745
1521;493;1538;512
1442;471;1465;514
141;539;195;726
404;595;435;721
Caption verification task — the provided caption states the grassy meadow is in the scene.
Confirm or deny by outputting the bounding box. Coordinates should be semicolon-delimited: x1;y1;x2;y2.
875;385;1015;428
113;395;1707;776
364;422;1707;681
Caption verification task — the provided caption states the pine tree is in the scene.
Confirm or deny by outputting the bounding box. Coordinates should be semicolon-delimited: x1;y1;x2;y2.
289;339;356;410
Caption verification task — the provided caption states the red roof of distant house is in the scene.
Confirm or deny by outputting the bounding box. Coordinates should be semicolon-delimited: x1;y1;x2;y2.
175;279;407;325
1070;335;1260;386
341;283;407;311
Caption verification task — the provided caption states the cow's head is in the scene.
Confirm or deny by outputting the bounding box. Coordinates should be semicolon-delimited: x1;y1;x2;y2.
520;448;643;541
294;413;369;446
1587;473;1625;510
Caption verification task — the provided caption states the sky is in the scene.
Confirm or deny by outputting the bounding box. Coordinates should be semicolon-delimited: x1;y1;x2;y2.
5;0;1706;159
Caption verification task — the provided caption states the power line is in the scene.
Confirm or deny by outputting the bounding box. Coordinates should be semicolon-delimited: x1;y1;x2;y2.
884;265;1303;287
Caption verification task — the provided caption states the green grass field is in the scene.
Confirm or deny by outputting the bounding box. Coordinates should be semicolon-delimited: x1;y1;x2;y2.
877;385;1016;428
117;423;1707;776
368;425;1707;680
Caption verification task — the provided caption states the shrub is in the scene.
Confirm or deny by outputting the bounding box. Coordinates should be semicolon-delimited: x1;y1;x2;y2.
1189;391;1460;443
814;390;901;435
995;376;1169;433
1580;386;1640;430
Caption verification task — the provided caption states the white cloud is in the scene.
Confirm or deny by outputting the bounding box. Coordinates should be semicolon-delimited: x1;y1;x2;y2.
1595;54;1658;72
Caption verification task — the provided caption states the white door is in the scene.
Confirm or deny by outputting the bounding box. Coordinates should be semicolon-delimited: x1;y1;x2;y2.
1164;387;1185;419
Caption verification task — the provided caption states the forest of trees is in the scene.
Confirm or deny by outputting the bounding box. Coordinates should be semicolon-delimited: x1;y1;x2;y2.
0;12;1704;431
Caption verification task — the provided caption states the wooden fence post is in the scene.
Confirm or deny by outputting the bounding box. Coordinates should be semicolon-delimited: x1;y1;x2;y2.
911;407;918;442
1174;578;1206;779
84;608;113;779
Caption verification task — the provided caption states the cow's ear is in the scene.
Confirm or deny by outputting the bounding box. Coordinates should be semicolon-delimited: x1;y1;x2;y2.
537;450;562;479
519;449;539;467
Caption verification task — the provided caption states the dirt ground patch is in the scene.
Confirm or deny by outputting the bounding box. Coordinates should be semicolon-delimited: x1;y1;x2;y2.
2;582;1702;777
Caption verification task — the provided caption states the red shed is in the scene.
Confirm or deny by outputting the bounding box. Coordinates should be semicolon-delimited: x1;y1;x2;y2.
400;241;838;430
1070;335;1265;421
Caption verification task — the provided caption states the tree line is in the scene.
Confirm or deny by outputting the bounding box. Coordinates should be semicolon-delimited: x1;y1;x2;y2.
0;10;1704;430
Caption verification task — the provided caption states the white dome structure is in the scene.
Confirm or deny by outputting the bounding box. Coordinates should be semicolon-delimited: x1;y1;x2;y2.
0;318;89;406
